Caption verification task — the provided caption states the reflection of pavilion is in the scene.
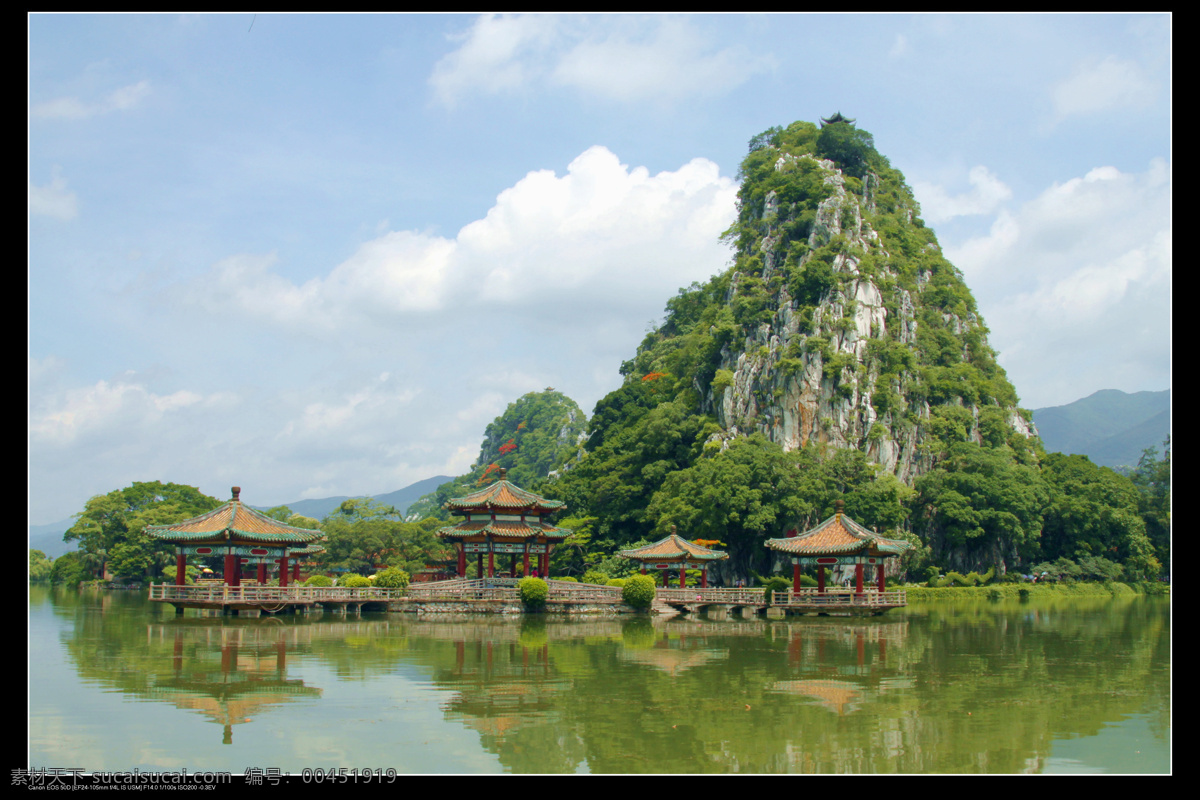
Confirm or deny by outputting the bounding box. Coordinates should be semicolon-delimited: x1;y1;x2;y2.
145;624;321;744
769;680;862;715
618;646;725;677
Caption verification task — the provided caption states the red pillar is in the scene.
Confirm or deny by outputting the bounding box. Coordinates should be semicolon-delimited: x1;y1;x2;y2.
855;563;863;596
279;556;289;588
877;563;886;592
176;553;187;586
458;546;467;578
701;568;708;589
523;549;530;579
679;565;686;589
224;552;235;586
488;550;494;578
293;560;301;583
793;562;801;595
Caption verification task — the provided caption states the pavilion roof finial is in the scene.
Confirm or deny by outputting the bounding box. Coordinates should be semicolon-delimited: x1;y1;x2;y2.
499;468;507;481
232;486;241;502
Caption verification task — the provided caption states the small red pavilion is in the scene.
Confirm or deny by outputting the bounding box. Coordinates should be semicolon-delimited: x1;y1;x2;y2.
146;487;326;587
618;527;728;588
764;501;910;595
437;469;571;579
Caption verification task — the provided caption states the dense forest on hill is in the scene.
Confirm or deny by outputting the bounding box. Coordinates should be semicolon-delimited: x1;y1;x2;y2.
37;120;1170;589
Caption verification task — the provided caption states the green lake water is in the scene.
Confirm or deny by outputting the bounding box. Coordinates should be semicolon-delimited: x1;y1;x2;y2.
28;586;1170;774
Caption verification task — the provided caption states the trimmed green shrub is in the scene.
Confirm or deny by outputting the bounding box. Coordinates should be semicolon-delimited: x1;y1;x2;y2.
622;574;657;609
760;576;792;598
518;577;549;609
304;574;334;587
554;576;577;582
606;578;628;588
341;574;370;588
373;567;410;589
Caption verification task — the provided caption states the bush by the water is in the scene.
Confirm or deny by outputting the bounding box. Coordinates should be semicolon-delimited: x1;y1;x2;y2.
622;574;656;608
340;574;370;588
304;574;333;587
373;567;410;589
606;578;628;588
518;577;549;608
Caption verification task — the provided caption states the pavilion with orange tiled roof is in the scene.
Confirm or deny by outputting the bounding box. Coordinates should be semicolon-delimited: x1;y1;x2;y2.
764;500;910;595
146;487;326;588
437;469;571;579
618;526;728;588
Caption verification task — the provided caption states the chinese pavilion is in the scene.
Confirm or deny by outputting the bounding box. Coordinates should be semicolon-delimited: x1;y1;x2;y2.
764;501;910;594
619;526;728;588
437;469;571;579
146;487;326;587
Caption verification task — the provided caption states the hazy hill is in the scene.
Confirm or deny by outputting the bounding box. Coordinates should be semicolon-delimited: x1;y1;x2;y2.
1032;389;1170;469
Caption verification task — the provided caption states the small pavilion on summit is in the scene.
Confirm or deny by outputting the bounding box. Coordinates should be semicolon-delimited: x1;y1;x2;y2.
764;501;910;595
146;487;326;587
437;469;572;579
619;526;728;588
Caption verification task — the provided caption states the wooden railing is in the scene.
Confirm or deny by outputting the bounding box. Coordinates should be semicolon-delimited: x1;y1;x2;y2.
405;578;624;603
769;588;907;607
148;583;404;603
657;587;768;605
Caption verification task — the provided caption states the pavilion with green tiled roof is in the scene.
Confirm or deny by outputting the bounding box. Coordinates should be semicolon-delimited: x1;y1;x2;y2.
146;487;325;587
437;469;571;579
619;526;728;588
764;500;910;595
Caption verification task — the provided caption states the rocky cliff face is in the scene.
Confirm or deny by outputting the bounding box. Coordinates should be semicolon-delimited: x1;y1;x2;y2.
699;132;1036;488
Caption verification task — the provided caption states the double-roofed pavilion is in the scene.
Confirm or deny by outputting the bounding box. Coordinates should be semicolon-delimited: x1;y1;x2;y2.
619;526;728;588
765;501;910;595
437;469;571;579
146;487;325;587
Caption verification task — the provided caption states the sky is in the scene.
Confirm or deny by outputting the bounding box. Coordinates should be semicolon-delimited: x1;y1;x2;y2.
28;12;1171;526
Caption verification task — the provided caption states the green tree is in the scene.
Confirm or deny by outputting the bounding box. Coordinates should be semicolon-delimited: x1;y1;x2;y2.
63;482;222;582
1131;436;1170;575
30;549;53;583
914;442;1049;573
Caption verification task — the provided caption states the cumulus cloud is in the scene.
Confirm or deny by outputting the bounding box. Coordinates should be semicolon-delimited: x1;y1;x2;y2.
29;167;79;220
944;159;1171;407
430;14;772;107
31;79;151;120
187;145;738;335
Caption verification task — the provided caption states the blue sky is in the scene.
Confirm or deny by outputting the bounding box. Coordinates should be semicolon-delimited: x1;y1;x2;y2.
28;13;1171;525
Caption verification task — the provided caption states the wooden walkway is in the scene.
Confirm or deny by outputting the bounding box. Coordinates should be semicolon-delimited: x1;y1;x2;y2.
148;583;404;615
656;587;906;616
149;580;905;616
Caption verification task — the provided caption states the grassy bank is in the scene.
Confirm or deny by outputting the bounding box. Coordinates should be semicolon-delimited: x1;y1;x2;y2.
901;581;1168;602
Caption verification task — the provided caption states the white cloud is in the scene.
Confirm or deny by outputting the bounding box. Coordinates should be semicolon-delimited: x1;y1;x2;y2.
29;378;217;446
1050;56;1156;123
188;145;738;335
550;18;774;103
29;167;79;220
430;14;772;107
31;79;151;120
944;159;1171;408
429;14;559;107
888;34;909;58
913;165;1012;223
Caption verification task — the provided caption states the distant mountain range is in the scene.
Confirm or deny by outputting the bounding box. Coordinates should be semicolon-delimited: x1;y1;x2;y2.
1031;389;1170;470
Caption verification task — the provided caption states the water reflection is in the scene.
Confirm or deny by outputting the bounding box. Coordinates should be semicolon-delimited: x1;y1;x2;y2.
36;588;1169;774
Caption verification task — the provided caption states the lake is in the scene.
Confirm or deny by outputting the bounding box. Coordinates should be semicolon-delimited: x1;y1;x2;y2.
28;586;1170;774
